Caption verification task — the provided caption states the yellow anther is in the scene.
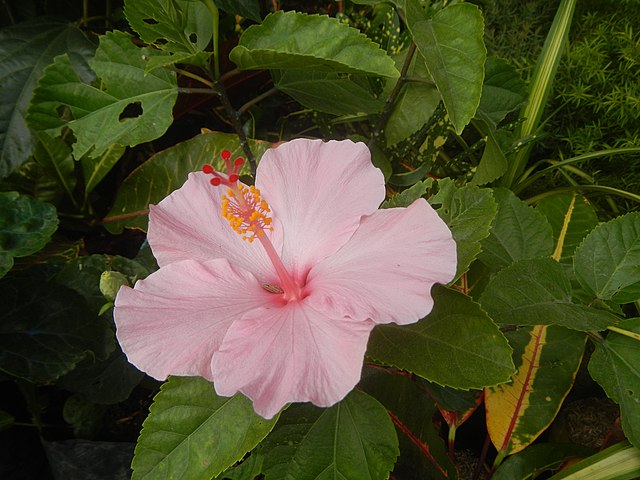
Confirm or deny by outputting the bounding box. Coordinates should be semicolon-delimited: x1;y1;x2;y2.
220;184;272;241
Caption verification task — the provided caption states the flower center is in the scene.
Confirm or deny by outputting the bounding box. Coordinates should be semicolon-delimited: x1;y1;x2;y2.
203;150;302;301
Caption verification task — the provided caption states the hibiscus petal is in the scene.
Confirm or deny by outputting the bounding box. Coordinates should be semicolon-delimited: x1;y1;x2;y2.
212;301;375;419
307;199;457;325
114;259;273;381
148;172;282;283
256;139;385;279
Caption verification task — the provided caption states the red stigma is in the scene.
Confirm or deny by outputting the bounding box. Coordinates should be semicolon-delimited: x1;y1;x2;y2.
234;158;244;167
221;150;232;161
210;177;221;186
202;164;213;174
229;174;239;183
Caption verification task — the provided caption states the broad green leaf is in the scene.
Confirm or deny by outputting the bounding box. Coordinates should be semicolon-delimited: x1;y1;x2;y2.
574;212;640;304
132;376;278;480
479;188;554;271
103;132;270;233
125;0;213;54
0;19;94;177
58;345;143;405
261;390;399;480
32;132;76;205
536;193;598;262
429;179;497;279
27;30;178;159
0;271;114;382
548;441;640;480
470;124;509;186
382;178;433;209
215;0;261;23
63;394;107;438
486;325;585;456
81;144;126;196
273;70;383;115
221;451;264;480
367;286;515;389
361;370;454;480
480;258;618;331
400;1;485;133
385;52;440;146
0;191;58;277
476;57;526;127
230;11;399;78
589;318;640;448
492;442;593;480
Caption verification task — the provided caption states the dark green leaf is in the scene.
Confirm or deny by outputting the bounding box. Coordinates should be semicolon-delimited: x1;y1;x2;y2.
382;178;433;208
32;131;76;204
0;410;15;432
430;179;497;279
0;271;114;382
215;0;261;23
0;191;58;277
470;123;508;186
589;318;640;448
81;144;126;197
367;286;515;389
479;188;554;271
63;394;107;438
27;31;178;159
103;132;270;233
400;1;486;133
273;70;383;115
536;193;599;262
230;11;399;78
132;376;278;480
480;258;619;331
476;57;526;127
261;390;399;480
0;19;94;177
574;212;640;304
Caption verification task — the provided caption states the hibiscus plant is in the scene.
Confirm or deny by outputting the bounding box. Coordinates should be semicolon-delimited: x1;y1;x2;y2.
1;0;639;479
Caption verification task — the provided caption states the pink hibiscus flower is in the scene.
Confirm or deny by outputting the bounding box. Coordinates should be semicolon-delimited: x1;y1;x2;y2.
114;138;456;419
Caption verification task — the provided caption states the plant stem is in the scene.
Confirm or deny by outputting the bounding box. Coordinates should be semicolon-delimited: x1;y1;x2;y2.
368;41;417;150
178;87;219;95
238;87;279;115
173;68;215;88
607;326;640;341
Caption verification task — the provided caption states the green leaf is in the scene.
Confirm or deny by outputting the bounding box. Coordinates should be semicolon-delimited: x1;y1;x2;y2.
536;193;599;262
367;286;515;390
215;0;261;23
0;19;95;177
27;30;178;159
486;326;586;455
492;442;593;480
574;212;640;304
548;441;640;480
382;178;433;209
470;124;509;186
400;1;486;133
589;318;640;448
476;57;526;127
132;376;278;480
81;144;126;196
0;271;114;382
63;394;107;438
0;410;15;432
480;258;619;331
261;390;399;480
385;52;440;146
429;179;497;279
273;70;383;115
32;131;77;205
0;191;58;278
125;0;213;54
230;11;399;78
103;132;270;233
479;188;554;271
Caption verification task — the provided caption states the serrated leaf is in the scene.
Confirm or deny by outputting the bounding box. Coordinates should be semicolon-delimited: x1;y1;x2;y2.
385;52;440;146
0;271;114;382
125;0;213;54
230;11;399;78
367;286;515;390
27;30;178;159
0;19;95;177
589;318;640;448
479;188;554;271
476;57;526;127
103;132;270;233
273;70;383;115
429;179;497;279
32;131;76;204
81;144;126;196
536;193;598;262
480;258;619;331
215;0;261;23
486;325;586;456
132;376;278;480
382;178;433;208
0;191;58;277
574;212;640;304
399;1;486;133
261;390;399;480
